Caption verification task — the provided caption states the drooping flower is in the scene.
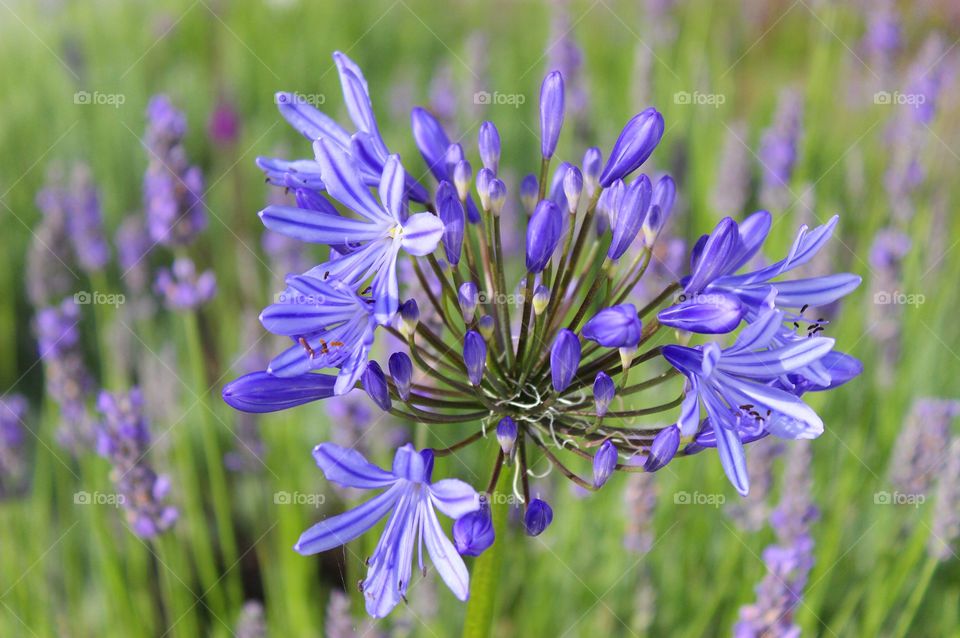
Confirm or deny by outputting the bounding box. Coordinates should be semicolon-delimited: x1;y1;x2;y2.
661;212;860;333
663;306;838;495
295;443;480;618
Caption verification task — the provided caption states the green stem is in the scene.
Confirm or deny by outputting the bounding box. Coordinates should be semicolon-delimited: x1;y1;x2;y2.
890;555;938;638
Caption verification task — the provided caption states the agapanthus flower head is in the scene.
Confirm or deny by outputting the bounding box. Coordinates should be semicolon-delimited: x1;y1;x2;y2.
225;53;861;618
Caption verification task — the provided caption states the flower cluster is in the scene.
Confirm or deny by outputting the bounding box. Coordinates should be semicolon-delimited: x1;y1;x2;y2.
95;389;178;538
223;52;861;617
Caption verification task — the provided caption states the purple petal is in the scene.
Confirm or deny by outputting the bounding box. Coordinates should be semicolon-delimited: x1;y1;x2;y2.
421;501;471;600
313;138;390;224
378;155;406;222
294;483;403;554
657;292;744;334
221;371;336;413
312;442;397;489
582;304;642;348
259;205;385;244
429;479;481;519
400;212;443;256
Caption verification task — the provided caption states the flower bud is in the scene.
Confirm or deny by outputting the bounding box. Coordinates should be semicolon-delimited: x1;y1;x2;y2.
539;71;565;159
476;167;494;211
563;166;583;214
362;361;391;411
496;416;517;455
444;143;465;178
388;352;413;402
599;108;664;187
520;174;539;213
525;200;563;273
463;330;486;386
657;292;744;334
644;425;680;472
524;498;554;536
399;299;420;338
454;159;472;202
608;174;652;260
593;371;615;417
583;147;602;198
436;182;464;266
582;304;642;348
222;371;336;414
550;329;581;392
458;282;479;323
477;315;495;339
478;121;501;173
532;285;550;316
593;440;618;487
453;499;495;556
488;178;507;217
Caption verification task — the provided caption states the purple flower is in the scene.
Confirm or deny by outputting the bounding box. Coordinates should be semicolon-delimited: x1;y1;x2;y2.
143;95;207;246
67;165;110;273
362;361;391;411
496;416;517;455
593;440;618;488
261;146;442;324
453;498;496;556
410;107;481;222
96;389;178;537
608;174;652;260
222;371;338;413
0;395;28;496
582;304;642;348
295;443;480;618
599;108;664;187
259;274;376;394
643;426;680;472
525;200;563;273
437;181;465;265
593;372;615;417
208;98;241;146
539;71;565;159
524;498;554;536
550;329;581;392
658;292;744;334
388;352;413;402
478;121;501;173
463;330;486;386
154;257;216;310
458;281;479;323
261;52;428;204
663;307;837;495
677;212;860;321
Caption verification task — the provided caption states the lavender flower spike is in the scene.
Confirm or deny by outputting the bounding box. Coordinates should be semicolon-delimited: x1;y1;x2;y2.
539;71;565;159
295;443;479;617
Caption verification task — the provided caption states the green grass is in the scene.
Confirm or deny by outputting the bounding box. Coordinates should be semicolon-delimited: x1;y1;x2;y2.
1;0;959;635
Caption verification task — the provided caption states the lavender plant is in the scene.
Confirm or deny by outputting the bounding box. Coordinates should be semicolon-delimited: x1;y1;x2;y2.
223;52;862;618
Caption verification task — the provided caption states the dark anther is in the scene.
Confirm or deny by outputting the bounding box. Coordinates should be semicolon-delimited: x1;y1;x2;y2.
298;337;316;358
800;304;809;314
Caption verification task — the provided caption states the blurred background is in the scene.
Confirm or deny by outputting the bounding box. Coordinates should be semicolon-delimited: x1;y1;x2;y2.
1;0;960;635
